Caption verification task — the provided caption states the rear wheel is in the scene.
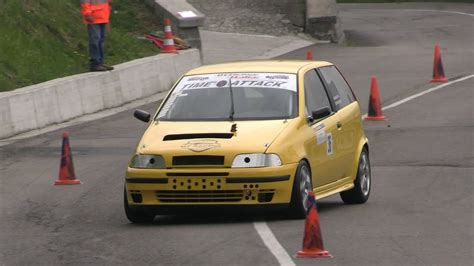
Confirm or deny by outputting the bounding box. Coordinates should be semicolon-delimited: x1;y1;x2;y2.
124;187;155;223
288;161;313;218
340;148;371;204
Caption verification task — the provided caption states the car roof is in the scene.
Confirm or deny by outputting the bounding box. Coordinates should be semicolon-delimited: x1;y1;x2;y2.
185;60;334;75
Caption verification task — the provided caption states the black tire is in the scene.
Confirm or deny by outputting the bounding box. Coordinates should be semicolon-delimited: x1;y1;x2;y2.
288;161;313;219
124;188;155;223
340;148;371;204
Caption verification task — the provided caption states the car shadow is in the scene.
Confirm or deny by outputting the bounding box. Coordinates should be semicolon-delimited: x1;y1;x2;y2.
126;199;345;227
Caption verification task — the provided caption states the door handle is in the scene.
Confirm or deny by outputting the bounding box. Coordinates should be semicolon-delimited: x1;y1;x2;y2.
336;122;342;129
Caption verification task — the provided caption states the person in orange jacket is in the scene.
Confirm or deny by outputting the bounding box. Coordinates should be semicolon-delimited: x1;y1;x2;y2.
81;0;114;71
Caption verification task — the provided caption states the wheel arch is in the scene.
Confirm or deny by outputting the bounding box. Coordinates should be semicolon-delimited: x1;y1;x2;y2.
349;137;369;181
300;157;312;182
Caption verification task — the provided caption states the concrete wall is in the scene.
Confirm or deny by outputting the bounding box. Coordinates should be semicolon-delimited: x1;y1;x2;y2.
306;0;345;43
145;0;205;49
186;0;344;43
187;0;288;9
0;49;201;139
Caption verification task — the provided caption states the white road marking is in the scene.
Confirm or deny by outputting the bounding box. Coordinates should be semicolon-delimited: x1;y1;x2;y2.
253;222;296;266
257;7;472;261
350;8;474;17
362;74;474;119
406;9;474;17
257;75;474;264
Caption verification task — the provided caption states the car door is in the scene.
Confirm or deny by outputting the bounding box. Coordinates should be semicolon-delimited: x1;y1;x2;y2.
318;66;359;180
303;69;340;187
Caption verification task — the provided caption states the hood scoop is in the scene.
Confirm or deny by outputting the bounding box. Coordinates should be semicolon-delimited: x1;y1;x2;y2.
163;133;234;141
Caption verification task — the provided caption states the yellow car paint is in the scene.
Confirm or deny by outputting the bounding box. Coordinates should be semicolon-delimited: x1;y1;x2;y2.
125;60;369;211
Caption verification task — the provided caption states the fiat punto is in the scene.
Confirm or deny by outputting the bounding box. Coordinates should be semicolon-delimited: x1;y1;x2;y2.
125;60;371;223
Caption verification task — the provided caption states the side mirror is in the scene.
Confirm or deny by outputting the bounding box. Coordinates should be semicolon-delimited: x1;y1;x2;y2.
134;109;151;123
309;107;332;122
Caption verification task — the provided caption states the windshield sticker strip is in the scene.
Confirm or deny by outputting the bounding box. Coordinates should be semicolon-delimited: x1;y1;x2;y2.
174;73;297;92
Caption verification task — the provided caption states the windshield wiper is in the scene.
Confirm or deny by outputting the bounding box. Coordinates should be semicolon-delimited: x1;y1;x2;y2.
229;78;235;121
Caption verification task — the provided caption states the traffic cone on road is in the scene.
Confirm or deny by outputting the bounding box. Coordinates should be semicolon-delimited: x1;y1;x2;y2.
364;76;386;121
306;51;313;60
54;131;81;185
297;192;332;258
162;18;178;54
431;44;448;83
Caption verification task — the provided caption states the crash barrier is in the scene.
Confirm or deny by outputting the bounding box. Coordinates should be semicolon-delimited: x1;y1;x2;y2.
297;191;332;258
364;76;386;121
0;49;201;139
431;44;448;83
54;131;81;185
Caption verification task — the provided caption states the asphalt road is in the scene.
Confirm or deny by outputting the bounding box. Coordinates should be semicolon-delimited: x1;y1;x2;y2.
1;4;473;265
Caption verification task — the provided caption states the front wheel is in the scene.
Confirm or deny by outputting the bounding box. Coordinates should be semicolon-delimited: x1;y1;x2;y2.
288;161;313;218
340;148;371;204
124;187;155;223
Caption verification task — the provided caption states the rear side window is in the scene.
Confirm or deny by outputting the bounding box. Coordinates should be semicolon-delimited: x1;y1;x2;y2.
319;66;355;110
304;69;332;115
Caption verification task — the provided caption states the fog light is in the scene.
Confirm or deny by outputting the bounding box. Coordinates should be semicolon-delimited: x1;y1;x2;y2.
258;192;274;203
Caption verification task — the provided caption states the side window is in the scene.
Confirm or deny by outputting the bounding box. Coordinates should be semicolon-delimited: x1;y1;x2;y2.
304;69;332;116
318;66;355;110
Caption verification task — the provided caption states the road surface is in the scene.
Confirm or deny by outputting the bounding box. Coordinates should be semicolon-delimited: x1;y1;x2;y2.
1;3;473;265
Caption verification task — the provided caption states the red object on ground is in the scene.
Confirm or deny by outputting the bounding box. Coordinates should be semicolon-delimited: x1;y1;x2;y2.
162;18;178;54
297;192;332;258
306;51;313;60
145;34;165;49
364;76;387;121
431;44;448;82
54;131;81;185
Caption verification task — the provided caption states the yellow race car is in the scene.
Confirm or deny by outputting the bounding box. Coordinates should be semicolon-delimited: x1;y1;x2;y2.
125;60;370;223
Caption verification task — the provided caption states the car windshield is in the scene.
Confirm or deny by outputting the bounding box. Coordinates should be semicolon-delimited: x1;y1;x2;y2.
157;73;298;121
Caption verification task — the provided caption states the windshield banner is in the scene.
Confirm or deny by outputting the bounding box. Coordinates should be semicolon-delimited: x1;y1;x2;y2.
174;73;297;92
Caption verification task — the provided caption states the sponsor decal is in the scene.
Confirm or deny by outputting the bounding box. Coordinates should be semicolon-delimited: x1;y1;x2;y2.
216;80;228;87
265;75;289;80
326;133;333;155
314;123;326;144
314;123;325;131
187;76;209;81
316;130;326;145
181;140;221;152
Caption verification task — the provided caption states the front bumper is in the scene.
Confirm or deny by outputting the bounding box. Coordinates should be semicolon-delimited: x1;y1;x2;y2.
125;163;298;207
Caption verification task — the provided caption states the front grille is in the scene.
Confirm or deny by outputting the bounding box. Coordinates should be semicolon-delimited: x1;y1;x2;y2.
172;155;224;166
156;190;243;203
166;172;229;177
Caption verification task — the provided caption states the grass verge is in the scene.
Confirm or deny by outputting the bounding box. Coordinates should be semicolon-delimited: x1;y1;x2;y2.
0;0;162;92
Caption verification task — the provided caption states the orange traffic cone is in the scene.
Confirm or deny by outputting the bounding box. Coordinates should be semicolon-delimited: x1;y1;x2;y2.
54;131;81;185
297;192;332;258
431;44;448;82
162;18;178;54
364;76;386;121
306;51;313;60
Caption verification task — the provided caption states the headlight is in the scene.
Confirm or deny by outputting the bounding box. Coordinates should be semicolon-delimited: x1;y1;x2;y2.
130;155;165;169
231;153;282;168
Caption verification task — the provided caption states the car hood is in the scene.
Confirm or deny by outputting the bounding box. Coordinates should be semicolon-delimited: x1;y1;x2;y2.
137;120;292;156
